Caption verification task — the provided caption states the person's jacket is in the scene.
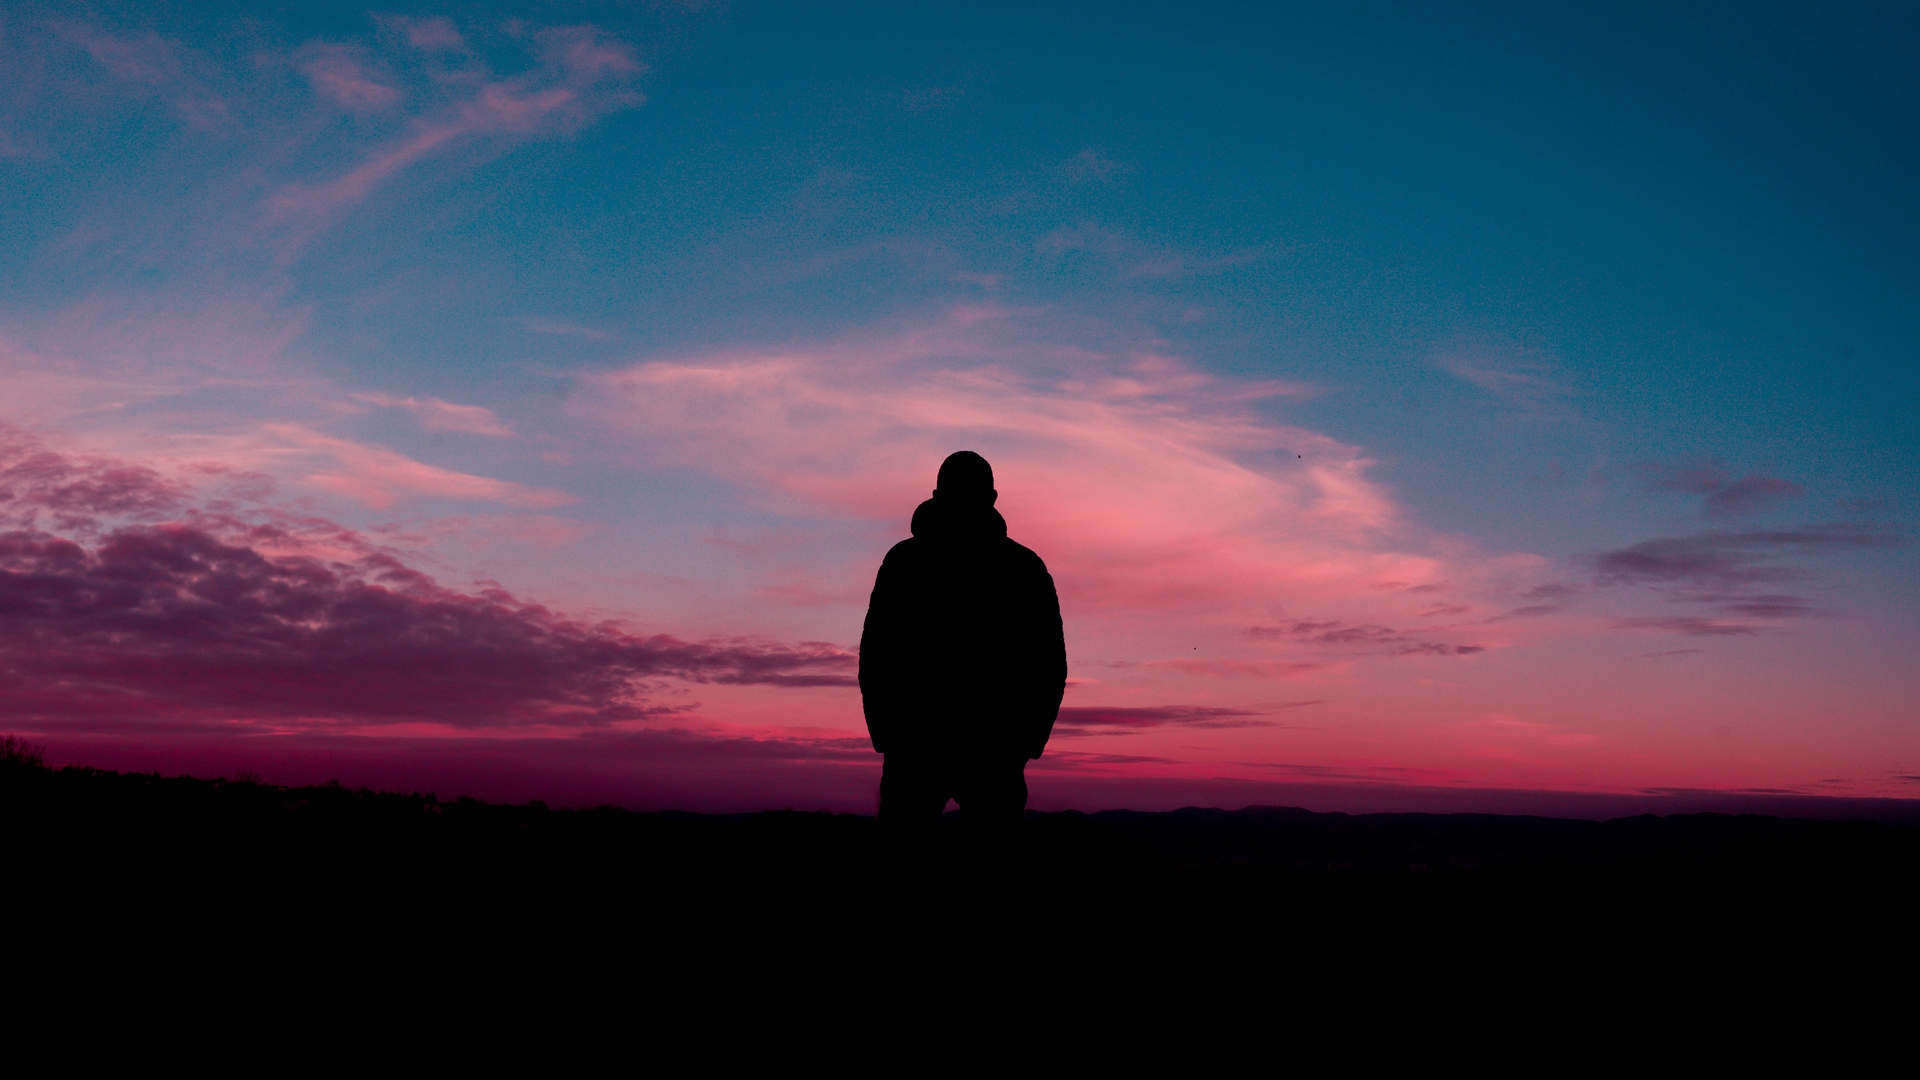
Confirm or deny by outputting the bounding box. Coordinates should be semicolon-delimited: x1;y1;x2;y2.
858;495;1067;760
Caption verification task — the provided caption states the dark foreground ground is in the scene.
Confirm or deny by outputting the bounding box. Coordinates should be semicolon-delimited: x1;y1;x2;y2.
8;751;1918;1043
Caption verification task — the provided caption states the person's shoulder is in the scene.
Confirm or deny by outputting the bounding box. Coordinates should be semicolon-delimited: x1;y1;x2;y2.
1000;537;1051;572
879;536;923;566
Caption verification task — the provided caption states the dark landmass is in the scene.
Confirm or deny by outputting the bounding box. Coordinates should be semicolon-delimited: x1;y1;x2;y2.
9;746;1918;1013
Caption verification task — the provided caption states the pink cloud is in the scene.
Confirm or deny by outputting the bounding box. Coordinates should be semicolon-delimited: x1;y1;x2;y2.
263;90;548;220
351;393;516;436
300;48;400;112
265;25;643;244
538;25;642;82
1051;704;1316;738
0;427;187;530
571;313;1543;662
4;417;570;513
0;323;560;512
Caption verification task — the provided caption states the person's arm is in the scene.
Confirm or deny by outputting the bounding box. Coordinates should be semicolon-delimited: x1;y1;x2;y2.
1024;562;1068;760
858;551;903;754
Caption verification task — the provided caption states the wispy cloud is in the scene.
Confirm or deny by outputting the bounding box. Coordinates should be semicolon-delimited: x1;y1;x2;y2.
1613;616;1759;637
1435;340;1574;413
351;393;516;437
1052;704;1302;737
298;45;401;113
1247;618;1484;656
1035;222;1264;280
264;425;568;508
264;24;645;253
569;312;1514;641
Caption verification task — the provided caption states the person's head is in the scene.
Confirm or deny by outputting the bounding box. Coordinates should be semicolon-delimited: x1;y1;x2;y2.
934;450;996;506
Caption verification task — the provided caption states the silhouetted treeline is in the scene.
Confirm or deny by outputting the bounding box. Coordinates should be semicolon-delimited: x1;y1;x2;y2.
8;744;1918;1029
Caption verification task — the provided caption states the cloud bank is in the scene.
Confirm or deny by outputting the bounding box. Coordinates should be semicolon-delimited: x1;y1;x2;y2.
0;429;852;736
1631;458;1806;518
1591;524;1903;634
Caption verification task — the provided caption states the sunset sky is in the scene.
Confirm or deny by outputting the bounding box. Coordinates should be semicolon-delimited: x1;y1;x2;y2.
3;1;1915;813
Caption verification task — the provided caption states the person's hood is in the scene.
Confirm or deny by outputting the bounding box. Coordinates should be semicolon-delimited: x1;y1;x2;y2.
910;496;1008;541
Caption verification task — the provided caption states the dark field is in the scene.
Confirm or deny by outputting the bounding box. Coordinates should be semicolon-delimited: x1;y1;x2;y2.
9;749;1918;1034
11;756;1917;938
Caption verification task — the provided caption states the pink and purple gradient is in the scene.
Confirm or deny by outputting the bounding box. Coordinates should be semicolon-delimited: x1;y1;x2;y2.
2;4;1915;814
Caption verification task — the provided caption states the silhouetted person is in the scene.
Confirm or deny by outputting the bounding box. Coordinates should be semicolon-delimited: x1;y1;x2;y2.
859;451;1067;835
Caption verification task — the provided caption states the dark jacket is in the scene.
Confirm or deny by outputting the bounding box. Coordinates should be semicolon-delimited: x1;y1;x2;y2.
858;496;1068;760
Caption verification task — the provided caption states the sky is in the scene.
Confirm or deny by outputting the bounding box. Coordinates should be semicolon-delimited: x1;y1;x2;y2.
2;0;1916;814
